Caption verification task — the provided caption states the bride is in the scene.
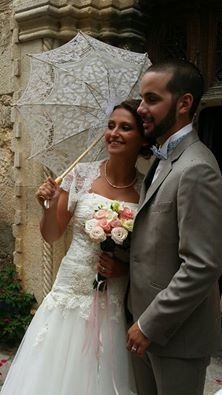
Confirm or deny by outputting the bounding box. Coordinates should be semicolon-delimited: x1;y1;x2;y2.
1;99;150;395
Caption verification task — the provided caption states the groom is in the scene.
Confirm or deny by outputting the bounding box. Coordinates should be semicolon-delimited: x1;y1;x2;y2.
127;59;222;395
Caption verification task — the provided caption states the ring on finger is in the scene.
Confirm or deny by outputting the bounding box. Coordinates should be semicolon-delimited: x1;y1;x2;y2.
101;266;105;272
131;345;137;352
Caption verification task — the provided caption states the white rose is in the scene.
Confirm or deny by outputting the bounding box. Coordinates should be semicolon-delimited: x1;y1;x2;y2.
111;226;128;245
85;219;99;234
89;226;106;243
106;209;118;222
121;219;134;232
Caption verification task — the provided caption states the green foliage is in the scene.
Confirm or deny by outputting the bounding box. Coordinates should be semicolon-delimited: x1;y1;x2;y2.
0;255;36;347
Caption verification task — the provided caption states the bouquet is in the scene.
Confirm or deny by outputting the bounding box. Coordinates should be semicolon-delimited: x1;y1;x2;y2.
85;201;135;291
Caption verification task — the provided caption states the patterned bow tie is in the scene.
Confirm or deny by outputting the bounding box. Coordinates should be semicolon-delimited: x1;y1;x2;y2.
150;145;167;160
151;135;186;160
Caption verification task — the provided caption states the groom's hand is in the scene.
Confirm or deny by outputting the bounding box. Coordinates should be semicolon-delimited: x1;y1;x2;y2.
127;322;151;357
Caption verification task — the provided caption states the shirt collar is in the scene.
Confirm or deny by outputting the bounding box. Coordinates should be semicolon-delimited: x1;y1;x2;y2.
158;123;192;159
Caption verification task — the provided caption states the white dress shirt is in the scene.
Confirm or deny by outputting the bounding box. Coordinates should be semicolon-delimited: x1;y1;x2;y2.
151;123;192;184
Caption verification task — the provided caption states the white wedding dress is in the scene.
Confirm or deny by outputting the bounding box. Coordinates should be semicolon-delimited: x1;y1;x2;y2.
1;161;142;395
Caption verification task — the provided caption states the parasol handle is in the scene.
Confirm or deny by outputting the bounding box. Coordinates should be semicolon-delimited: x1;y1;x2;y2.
44;133;103;208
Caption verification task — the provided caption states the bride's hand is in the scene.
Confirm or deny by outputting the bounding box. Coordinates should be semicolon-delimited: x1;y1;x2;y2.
97;252;129;278
36;177;60;208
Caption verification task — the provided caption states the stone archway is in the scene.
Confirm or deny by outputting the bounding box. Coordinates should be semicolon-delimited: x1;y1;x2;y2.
198;105;222;172
198;103;222;296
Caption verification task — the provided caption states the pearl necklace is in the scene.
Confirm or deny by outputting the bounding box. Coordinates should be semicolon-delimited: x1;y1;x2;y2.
104;160;137;189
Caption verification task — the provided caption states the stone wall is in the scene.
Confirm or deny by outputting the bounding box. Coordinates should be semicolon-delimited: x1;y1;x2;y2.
0;1;14;257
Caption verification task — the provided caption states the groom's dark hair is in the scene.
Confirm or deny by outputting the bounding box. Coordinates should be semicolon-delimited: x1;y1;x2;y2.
146;59;204;118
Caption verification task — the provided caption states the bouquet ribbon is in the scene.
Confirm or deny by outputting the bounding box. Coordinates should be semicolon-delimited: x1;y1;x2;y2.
82;283;120;395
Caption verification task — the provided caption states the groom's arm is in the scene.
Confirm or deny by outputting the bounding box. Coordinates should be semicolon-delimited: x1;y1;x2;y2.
134;163;222;346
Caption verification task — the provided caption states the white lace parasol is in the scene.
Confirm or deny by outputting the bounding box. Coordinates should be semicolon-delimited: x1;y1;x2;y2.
16;31;151;176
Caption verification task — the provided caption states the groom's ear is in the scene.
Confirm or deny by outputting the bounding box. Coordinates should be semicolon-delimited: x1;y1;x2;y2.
177;93;193;116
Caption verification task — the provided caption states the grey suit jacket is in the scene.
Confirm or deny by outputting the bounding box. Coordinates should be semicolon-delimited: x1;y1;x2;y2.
130;130;222;358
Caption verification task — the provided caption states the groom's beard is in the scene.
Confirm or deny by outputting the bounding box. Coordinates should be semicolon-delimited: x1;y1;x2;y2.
145;100;177;142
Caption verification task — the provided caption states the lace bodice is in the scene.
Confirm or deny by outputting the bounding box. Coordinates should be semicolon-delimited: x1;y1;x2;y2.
44;161;143;321
61;160;143;212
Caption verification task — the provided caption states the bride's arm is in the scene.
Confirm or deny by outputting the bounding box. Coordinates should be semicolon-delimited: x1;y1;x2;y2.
36;177;73;243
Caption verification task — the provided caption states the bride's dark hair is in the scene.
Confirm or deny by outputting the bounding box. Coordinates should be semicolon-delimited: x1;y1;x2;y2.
113;99;153;159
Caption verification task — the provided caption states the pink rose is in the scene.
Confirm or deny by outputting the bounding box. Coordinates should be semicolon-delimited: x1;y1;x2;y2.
99;219;112;233
110;219;122;228
119;207;134;220
94;209;109;220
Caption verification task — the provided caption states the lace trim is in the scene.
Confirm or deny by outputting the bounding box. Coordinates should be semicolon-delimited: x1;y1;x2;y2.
43;284;125;321
60;160;144;212
33;286;125;347
33;324;49;347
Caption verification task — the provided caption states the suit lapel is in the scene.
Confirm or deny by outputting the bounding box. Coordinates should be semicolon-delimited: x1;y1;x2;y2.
138;160;172;213
137;130;199;214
